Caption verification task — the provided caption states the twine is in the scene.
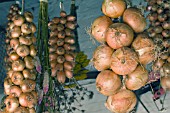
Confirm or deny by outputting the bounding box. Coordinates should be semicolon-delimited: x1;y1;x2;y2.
39;0;48;3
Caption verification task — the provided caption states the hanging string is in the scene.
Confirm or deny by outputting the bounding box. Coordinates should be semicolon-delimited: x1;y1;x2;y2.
70;0;76;16
69;0;80;52
21;0;24;14
71;0;75;4
60;0;64;11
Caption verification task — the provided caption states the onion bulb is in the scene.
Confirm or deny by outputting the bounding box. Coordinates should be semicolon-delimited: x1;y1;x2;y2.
16;45;30;57
24;56;35;69
4;96;19;112
161;76;170;91
123;7;146;33
29;44;37;57
92;44;114;71
91;15;112;43
20;79;36;93
10;52;19;61
96;70;121;96
162;63;170;75
29;108;36;113
9;85;22;97
14;106;29;113
132;33;155;66
24;11;33;22
19;92;36;108
11;71;24;85
57;71;66;83
102;0;126;18
125;65;148;90
106;23;134;49
152;59;165;71
4;78;13;95
65;69;73;78
12;59;25;71
167;57;170;63
110;47;138;75
105;89;137;113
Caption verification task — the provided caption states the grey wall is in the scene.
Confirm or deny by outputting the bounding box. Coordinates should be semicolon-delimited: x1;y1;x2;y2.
0;0;103;72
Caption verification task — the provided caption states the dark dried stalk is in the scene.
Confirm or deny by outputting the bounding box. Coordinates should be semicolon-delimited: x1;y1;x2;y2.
37;1;53;112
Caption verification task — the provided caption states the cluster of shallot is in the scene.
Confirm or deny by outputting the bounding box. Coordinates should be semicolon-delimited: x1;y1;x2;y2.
48;11;77;84
146;0;170;91
2;4;38;113
89;0;154;112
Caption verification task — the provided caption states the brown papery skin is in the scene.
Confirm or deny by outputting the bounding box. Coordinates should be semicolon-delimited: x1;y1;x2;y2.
93;44;114;71
57;71;66;84
14;106;29;113
24;11;33;22
96;70;121;96
4;96;19;113
11;71;24;85
20;79;36;93
125;65;149;90
91;15;112;43
161;76;170;91
65;69;73;78
132;33;155;66
106;23;134;49
123;7;146;33
19;92;36;108
102;0;126;18
167;57;170;63
16;45;30;57
9;85;22;97
110;47;138;75
105;89;137;113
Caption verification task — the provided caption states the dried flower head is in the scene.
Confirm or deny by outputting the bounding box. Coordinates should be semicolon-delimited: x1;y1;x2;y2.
34;56;42;73
38;89;44;105
43;71;49;94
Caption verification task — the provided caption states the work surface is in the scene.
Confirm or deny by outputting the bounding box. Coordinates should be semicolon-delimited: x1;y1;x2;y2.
1;79;170;113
